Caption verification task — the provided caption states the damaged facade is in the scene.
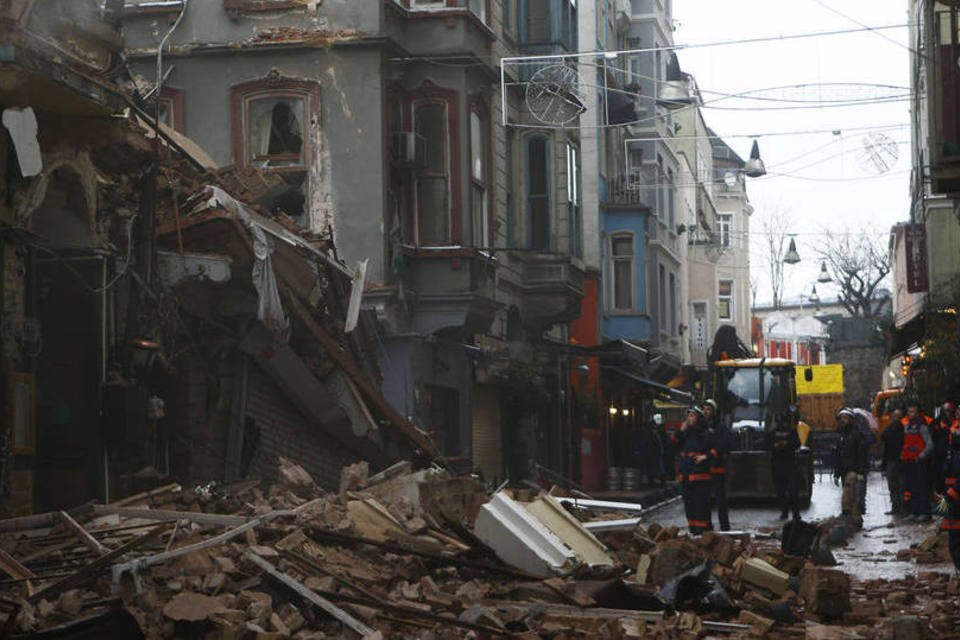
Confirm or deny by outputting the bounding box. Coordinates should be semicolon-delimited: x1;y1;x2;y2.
0;0;428;517
121;1;587;484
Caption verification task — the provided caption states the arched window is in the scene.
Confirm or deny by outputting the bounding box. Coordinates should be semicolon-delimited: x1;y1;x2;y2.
231;79;320;227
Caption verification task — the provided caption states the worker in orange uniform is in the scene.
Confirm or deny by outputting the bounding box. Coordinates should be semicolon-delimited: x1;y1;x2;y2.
934;402;959;493
676;406;715;534
940;406;960;573
702;398;732;531
901;400;934;522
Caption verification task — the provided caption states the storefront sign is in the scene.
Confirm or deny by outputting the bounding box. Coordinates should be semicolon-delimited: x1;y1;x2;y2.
904;223;928;293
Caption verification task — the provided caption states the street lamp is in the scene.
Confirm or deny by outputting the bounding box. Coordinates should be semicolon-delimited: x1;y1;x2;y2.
783;236;800;265
817;261;832;284
744;139;767;178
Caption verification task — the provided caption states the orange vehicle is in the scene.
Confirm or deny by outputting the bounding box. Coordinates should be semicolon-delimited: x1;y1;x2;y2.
873;388;904;432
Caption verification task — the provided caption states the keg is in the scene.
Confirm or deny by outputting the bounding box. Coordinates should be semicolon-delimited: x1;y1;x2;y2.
607;466;623;492
622;467;639;491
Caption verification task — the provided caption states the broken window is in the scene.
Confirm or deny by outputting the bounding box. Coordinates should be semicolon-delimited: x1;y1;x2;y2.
248;97;305;167
233;82;318;227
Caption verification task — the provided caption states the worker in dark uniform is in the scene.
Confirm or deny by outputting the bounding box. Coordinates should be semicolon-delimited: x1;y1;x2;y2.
835;408;867;520
931;402;956;494
940;407;960;573
676;406;714;534
901;400;934;521
881;408;905;516
768;411;802;520
702;398;731;531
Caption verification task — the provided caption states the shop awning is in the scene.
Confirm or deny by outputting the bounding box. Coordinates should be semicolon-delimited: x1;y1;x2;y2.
888;312;925;359
602;366;694;405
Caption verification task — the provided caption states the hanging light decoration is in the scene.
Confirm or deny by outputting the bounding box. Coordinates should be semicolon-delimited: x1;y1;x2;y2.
817;261;832;283
743;139;767;177
657;52;693;109
808;284;820;305
783;237;800;264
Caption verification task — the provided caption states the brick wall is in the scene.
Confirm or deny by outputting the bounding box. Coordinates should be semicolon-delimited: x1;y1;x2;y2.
244;365;359;491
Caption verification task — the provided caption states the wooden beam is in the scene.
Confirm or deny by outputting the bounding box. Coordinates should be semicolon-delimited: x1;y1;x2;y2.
92;505;247;527
59;511;109;557
109;483;181;507
28;524;168;603
245;553;378;638
0;548;34;581
284;294;438;457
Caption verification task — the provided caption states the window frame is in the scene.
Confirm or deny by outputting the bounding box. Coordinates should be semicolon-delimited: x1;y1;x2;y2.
717;213;733;248
566;140;581;258
525;133;552;251
609;232;635;312
718;279;734;320
402;85;462;247
157;86;185;133
230;78;320;225
469;98;492;248
405;0;491;24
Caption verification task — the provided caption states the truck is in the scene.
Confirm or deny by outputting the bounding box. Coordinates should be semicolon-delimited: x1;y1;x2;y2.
710;357;815;506
795;364;846;431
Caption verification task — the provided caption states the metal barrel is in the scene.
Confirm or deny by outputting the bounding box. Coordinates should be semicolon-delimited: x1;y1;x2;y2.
622;467;639;491
607;466;623;491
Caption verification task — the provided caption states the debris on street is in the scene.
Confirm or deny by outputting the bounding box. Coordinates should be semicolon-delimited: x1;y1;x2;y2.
0;459;956;638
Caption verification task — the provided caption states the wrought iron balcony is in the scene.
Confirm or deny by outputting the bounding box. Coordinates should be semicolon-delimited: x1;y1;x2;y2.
603;172;654;210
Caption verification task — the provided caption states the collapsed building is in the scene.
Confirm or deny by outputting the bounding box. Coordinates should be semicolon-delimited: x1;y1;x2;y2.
0;0;432;518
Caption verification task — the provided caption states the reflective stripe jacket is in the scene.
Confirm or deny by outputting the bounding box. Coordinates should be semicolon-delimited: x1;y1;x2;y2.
943;420;960;485
676;426;714;482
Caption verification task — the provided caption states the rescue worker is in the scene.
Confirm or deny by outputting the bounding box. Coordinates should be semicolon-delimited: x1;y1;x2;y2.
933;403;958;493
676;406;714;534
880;408;905;516
901;400;934;521
768;411;802;520
940;407;960;573
702;398;731;531
834;408;867;519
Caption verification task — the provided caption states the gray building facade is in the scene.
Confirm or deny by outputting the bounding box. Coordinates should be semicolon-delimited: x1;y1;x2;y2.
122;0;585;482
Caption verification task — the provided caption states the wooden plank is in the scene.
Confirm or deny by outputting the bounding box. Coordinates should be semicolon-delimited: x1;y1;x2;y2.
109;483;181;507
28;524;168;603
0;503;94;534
92;505;247;527
0;547;34;580
245;552;378;638
59;511;109;557
285;294;437;457
112;517;262;579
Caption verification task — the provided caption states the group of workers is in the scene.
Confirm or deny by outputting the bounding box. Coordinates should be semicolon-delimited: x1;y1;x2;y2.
674;399;804;534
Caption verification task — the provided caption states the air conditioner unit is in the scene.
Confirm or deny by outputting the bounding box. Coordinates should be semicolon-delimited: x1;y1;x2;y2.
391;132;426;169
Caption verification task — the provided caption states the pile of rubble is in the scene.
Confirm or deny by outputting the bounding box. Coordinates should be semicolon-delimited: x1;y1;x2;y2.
0;461;957;639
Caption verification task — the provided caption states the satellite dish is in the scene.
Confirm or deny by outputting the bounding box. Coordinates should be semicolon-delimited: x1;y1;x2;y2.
856;131;899;175
525;64;587;126
724;172;738;188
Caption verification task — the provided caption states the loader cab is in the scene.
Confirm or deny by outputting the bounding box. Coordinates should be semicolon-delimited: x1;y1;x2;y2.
711;358;797;451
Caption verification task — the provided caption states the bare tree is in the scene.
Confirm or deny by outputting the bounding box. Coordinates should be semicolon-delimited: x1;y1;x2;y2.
815;227;890;318
758;207;793;309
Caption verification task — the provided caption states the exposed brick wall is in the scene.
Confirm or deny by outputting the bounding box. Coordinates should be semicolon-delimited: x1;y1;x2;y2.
244;365;359;491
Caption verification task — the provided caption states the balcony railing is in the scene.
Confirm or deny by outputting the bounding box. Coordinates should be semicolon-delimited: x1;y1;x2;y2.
603;171;654;209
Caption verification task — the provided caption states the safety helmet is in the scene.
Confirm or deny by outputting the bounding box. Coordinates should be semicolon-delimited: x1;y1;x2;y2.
943;402;957;413
702;399;718;411
836;407;856;419
687;406;705;418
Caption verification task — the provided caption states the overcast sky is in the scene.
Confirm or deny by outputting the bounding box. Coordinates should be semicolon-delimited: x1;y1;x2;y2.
671;0;911;306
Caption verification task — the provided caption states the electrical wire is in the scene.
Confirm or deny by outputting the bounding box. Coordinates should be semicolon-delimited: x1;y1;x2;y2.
807;0;926;60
